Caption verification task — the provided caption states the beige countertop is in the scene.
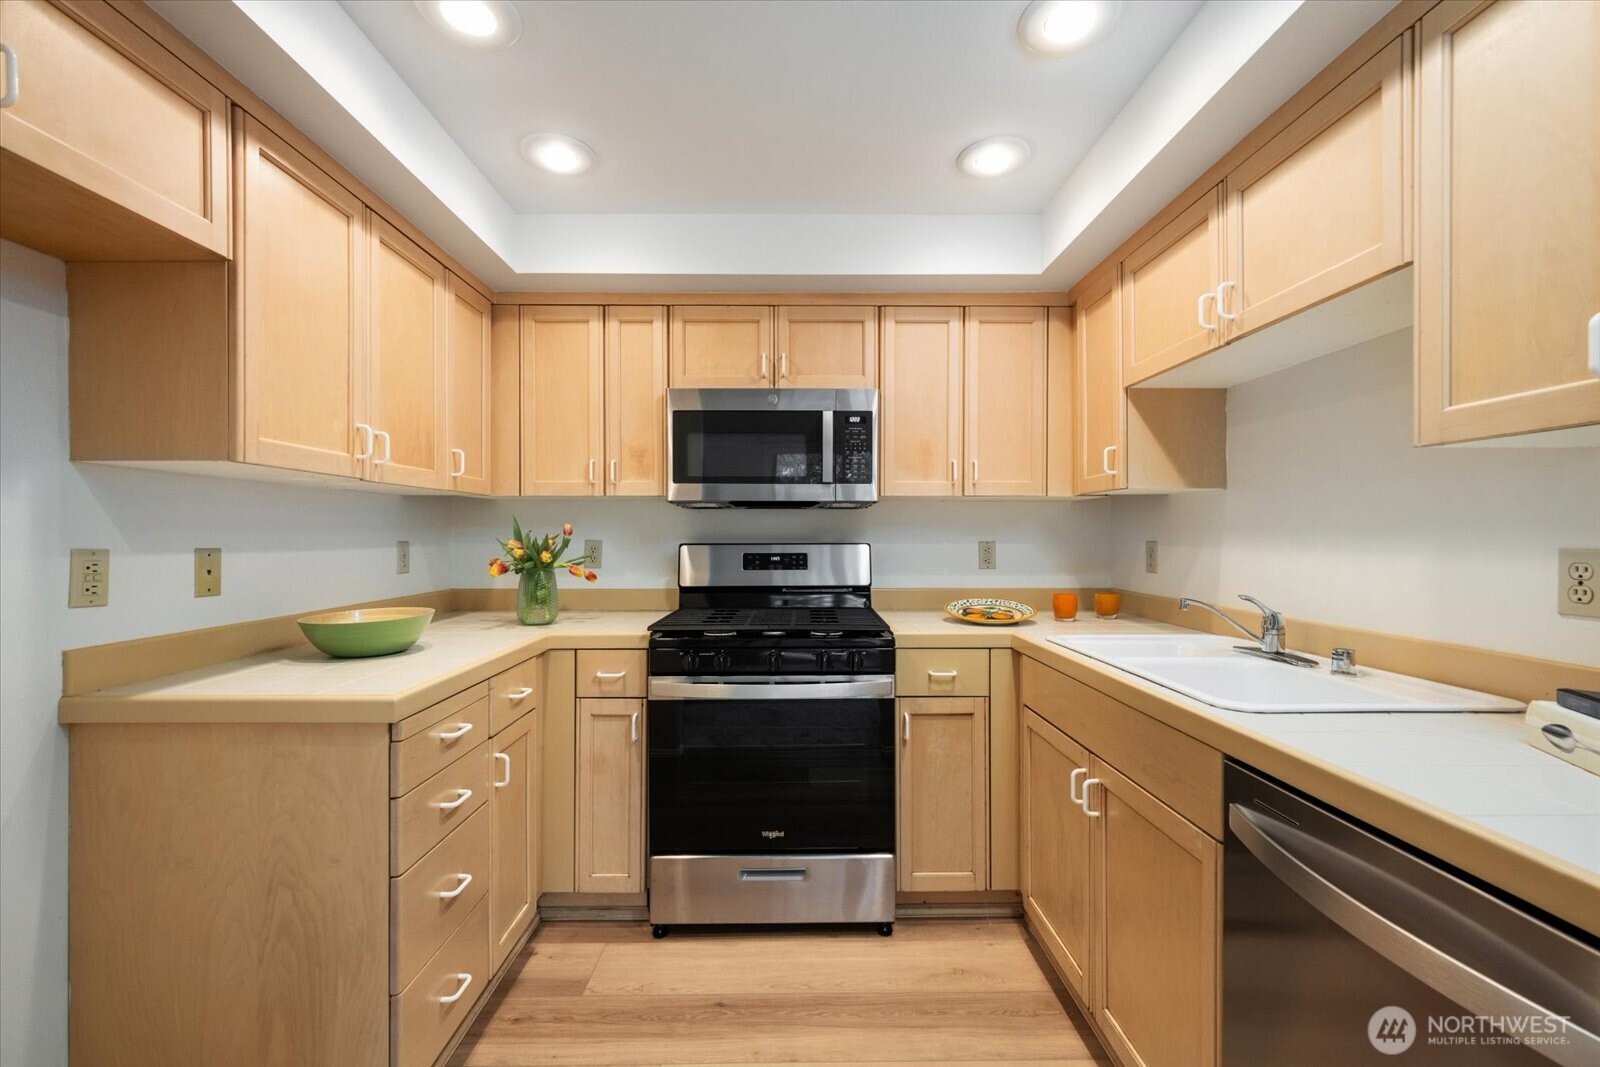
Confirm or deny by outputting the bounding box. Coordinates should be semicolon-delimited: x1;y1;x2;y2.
59;607;1599;933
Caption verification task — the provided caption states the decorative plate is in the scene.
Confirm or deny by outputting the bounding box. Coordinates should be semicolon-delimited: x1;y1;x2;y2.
945;598;1036;626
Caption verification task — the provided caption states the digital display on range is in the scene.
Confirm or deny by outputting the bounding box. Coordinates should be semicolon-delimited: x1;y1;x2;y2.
743;552;807;571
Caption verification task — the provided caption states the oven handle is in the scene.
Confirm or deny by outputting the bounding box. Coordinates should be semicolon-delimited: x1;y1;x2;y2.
1229;804;1600;1066
648;675;895;701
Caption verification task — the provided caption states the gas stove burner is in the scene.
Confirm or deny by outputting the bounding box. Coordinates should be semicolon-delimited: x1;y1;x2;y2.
649;606;887;636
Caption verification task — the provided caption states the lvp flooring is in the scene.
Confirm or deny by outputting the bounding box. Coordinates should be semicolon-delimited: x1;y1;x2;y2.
450;919;1111;1066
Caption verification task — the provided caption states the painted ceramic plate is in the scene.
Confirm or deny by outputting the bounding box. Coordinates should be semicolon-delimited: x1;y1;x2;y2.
945;598;1037;626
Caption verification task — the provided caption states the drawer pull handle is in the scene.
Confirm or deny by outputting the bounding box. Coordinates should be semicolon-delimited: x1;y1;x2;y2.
505;686;534;702
436;872;473;899
438;972;474;1004
1080;777;1102;818
432;788;472;811
0;44;17;110
927;670;958;680
435;721;473;741
1069;766;1087;804
494;752;512;787
902;710;911;742
631;710;640;743
739;867;808;882
595;670;628;680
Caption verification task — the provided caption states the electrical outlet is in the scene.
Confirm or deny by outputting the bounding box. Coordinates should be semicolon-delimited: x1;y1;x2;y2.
1145;540;1159;574
397;540;411;575
584;539;603;569
69;548;109;608
1559;547;1600;619
978;540;997;571
194;548;221;597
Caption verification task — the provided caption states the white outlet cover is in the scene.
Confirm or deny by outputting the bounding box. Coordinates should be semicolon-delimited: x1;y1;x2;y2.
1558;547;1600;620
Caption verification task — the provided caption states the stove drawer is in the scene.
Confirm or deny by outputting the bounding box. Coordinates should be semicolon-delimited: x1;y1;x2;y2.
896;649;989;696
650;853;895;926
577;650;646;697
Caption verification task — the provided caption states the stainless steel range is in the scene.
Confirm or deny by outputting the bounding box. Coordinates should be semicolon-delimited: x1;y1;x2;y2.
645;542;896;937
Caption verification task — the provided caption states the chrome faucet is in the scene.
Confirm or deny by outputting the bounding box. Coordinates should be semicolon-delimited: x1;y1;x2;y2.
1178;595;1318;668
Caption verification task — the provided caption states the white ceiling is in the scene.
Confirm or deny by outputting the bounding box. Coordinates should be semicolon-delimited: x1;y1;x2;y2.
336;0;1203;216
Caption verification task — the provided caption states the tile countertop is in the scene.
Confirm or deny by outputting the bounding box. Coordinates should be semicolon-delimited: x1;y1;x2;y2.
59;607;1600;934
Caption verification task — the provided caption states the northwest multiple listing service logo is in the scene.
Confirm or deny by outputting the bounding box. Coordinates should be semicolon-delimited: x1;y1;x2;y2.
1368;1006;1576;1055
1369;1007;1417;1054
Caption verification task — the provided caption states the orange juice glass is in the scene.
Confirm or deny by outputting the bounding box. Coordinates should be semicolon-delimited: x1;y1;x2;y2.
1052;593;1078;620
1094;591;1121;619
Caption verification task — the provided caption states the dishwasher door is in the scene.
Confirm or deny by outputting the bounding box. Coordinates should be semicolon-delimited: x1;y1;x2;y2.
1223;761;1600;1066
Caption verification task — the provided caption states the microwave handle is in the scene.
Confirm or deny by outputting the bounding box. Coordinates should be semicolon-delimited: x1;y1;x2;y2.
821;409;835;484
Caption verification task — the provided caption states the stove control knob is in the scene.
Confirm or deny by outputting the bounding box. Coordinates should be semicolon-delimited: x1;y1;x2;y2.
679;651;700;673
766;649;782;673
815;650;834;672
714;651;731;672
848;650;865;672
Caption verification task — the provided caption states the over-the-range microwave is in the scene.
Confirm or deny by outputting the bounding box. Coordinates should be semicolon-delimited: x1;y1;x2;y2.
665;388;878;508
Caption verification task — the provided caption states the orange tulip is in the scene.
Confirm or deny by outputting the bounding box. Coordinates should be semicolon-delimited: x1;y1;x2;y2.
568;564;585;578
583;569;599;583
563;523;574;536
488;559;509;577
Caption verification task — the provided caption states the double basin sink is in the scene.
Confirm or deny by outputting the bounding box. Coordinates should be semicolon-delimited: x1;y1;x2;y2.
1045;634;1523;714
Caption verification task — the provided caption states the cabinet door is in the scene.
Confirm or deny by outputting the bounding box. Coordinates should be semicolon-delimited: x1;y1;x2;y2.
1122;187;1223;385
1021;710;1093;1004
1416;0;1600;443
604;306;667;495
368;212;447;489
1221;36;1408;341
776;305;878;388
897;698;987;893
489;712;537;972
965;307;1048;496
669;305;773;387
575;698;644;893
0;0;230;259
237;114;366;479
445;274;493;495
1045;307;1075;497
520;306;603;495
881;307;962;496
1073;268;1123;495
1091;758;1219;1067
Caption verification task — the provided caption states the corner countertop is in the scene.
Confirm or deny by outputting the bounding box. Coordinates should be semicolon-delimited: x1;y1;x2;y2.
58;607;1599;934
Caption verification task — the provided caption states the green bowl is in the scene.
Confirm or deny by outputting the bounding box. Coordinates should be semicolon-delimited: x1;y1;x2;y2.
298;607;434;658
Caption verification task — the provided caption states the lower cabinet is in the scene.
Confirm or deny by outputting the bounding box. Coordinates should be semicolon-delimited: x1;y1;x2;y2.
1021;710;1093;1002
576;697;646;893
489;708;539;972
897;696;988;892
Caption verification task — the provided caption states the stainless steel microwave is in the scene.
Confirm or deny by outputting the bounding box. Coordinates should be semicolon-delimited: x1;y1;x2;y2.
665;388;878;508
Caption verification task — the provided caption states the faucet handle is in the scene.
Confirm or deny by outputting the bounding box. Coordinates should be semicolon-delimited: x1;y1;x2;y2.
1237;594;1283;631
1331;648;1358;676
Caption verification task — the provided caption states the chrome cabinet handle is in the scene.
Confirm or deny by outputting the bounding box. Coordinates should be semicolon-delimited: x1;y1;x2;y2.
373;429;392;465
354;422;374;460
902;711;911;742
432;788;472;811
0;44;17;109
1196;290;1217;331
505;686;533;702
609;458;618;484
450;447;466;478
434;721;473;741
1069;766;1087;805
1079;777;1102;817
494;752;511;787
1589;312;1599;380
739;867;808;882
630;710;640;743
1101;444;1117;475
1215;280;1238;321
760;351;769;379
587;457;596;483
436;872;473;899
438;973;473;1005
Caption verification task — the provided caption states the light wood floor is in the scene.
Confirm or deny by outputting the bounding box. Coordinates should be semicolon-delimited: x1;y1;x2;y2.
450;919;1111;1066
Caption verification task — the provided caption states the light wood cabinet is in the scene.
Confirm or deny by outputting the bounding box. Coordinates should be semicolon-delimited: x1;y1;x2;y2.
1046;307;1075;498
1122;187;1223;385
575;698;645;893
1073;267;1122;495
897;697;988;893
520;305;604;495
881;307;963;495
776;305;878;388
669;305;772;387
489;710;538;972
367;211;447;490
604;305;668;495
0;0;231;260
1220;36;1409;341
966;306;1048;495
1416;0;1600;443
1021;709;1093;1004
1090;758;1220;1067
445;273;494;494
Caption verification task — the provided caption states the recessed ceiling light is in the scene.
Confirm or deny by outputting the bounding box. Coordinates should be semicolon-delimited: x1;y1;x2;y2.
1018;0;1122;56
413;0;523;47
956;136;1031;178
520;132;597;176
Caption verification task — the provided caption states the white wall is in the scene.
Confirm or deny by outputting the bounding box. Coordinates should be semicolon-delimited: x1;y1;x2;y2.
0;241;457;1067
1112;330;1600;665
450;497;1116;591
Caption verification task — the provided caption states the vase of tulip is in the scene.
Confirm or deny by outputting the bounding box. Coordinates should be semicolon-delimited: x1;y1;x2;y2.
488;519;598;625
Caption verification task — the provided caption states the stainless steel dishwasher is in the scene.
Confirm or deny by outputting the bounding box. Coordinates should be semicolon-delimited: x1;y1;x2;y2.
1223;761;1600;1066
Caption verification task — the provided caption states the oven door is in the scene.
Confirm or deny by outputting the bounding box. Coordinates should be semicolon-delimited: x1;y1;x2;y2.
647;676;895;856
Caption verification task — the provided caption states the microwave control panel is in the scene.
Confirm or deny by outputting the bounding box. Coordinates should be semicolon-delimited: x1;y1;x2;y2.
834;412;875;484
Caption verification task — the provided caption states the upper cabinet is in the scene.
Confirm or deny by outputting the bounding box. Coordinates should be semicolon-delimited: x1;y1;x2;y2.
1122;187;1224;386
367;211;448;491
881;307;963;495
520;306;605;496
776;305;878;388
669;305;876;388
445;275;494;495
1415;0;1600;444
669;305;772;387
604;306;668;495
1073;269;1122;496
0;0;231;260
966;307;1049;496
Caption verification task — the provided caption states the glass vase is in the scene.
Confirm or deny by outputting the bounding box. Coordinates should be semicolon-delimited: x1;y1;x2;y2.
516;567;559;625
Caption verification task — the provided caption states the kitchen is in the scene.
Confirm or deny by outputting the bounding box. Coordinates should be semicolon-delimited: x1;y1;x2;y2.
1;1;1597;1065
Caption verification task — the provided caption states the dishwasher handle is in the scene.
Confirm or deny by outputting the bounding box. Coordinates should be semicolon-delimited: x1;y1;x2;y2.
1229;803;1600;1067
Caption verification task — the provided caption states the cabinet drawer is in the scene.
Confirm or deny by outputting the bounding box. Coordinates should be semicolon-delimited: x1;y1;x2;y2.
390;696;490;797
392;682;489;741
392;741;492;875
489;656;541;735
391;897;489;1067
896;649;990;696
391;804;489;994
576;650;646;697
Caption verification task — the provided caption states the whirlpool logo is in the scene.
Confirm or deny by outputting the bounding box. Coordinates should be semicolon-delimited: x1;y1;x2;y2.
761;829;785;839
1368;1007;1416;1054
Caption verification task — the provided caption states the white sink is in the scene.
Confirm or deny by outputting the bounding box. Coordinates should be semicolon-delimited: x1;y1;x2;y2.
1047;634;1523;714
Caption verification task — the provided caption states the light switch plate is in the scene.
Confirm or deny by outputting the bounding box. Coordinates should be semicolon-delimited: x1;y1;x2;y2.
1558;547;1599;619
69;548;109;608
194;548;221;597
397;540;411;575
